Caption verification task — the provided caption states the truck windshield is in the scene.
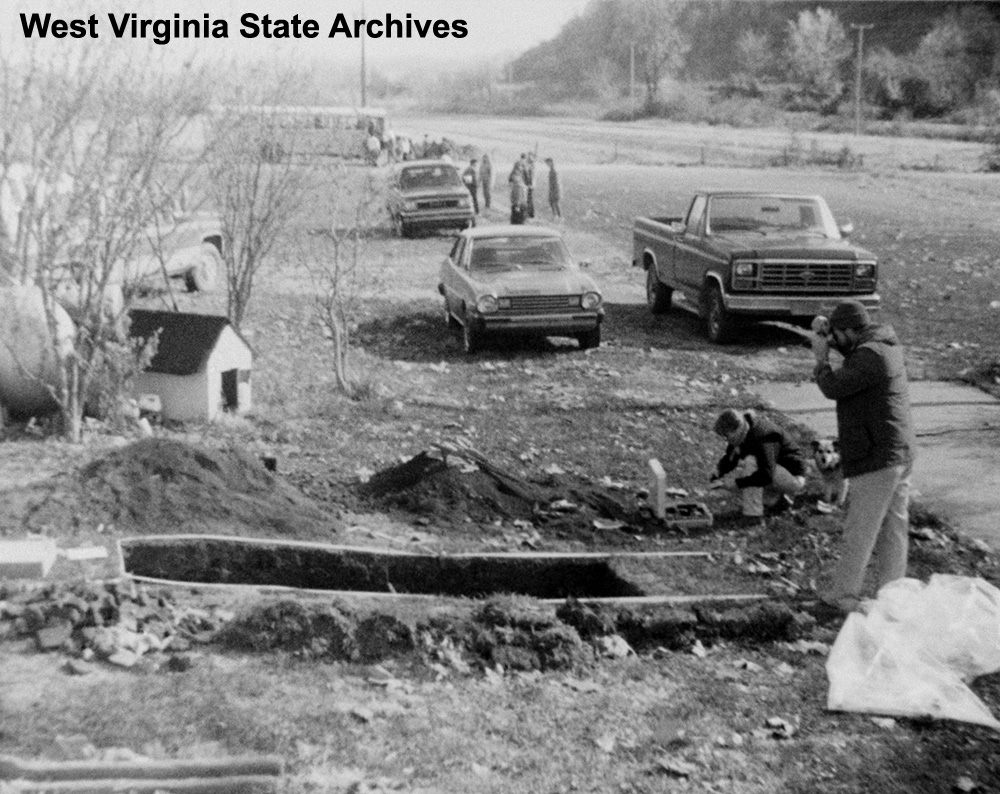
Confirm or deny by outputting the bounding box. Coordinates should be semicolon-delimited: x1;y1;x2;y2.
707;196;839;238
399;165;462;190
469;236;573;272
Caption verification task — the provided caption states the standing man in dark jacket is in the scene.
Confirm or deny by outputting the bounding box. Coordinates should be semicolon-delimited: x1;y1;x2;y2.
479;153;493;210
812;300;916;612
462;158;479;215
712;408;807;525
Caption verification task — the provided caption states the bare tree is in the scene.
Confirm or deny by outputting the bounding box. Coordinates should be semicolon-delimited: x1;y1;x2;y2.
0;45;209;441
305;164;385;396
207;93;310;332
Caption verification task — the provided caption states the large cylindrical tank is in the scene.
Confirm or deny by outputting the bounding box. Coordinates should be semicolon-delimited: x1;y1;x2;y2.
0;283;76;417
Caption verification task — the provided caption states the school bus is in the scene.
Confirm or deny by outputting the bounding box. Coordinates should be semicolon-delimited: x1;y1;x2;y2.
213;105;387;161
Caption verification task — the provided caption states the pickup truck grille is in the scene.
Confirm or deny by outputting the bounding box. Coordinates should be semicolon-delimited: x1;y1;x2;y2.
416;199;460;210
758;261;854;291
505;295;580;313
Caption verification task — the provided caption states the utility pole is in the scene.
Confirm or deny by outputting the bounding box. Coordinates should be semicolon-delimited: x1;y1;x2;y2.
850;24;873;138
629;42;636;118
360;0;367;108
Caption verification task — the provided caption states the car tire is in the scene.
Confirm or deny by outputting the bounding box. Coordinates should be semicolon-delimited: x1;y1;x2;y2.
704;284;737;344
185;244;221;293
462;312;482;354
577;326;601;350
394;215;412;238
646;267;672;314
444;298;460;328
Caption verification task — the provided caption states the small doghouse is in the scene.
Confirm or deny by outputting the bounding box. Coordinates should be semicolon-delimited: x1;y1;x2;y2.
129;309;252;422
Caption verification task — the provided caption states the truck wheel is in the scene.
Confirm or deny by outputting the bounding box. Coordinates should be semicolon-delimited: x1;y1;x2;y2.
576;326;601;350
185;244;221;293
646;267;672;314
704;285;736;344
462;312;483;354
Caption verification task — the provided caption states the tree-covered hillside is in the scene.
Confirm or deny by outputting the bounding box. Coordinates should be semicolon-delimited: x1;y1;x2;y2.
508;1;1000;120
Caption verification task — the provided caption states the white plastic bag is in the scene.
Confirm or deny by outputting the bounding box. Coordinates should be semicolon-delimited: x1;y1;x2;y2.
826;575;1000;730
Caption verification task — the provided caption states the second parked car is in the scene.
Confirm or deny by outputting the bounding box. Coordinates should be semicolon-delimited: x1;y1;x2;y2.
387;159;475;237
438;225;604;353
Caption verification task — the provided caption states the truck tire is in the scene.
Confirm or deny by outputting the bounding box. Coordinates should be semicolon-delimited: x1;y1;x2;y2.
646;267;673;314
704;284;737;344
185;244;221;293
576;326;601;350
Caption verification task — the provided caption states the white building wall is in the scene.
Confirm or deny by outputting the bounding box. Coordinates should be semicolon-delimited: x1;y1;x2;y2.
133;371;210;422
206;326;253;419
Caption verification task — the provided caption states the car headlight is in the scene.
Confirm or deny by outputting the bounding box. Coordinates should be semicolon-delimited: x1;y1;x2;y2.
581;291;602;310
734;262;757;278
854;262;876;280
476;295;499;314
403;200;418;211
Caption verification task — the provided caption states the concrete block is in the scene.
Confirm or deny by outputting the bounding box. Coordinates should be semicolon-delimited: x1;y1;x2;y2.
0;538;57;579
36;621;73;651
648;458;667;519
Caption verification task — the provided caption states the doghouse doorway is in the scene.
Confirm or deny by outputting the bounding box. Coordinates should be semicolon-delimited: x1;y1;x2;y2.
222;369;238;411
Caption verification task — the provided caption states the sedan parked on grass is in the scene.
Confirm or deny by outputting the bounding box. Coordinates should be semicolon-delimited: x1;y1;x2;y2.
438;225;604;353
387;159;475;238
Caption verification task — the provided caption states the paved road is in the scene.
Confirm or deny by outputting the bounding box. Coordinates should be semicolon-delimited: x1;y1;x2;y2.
755;380;1000;549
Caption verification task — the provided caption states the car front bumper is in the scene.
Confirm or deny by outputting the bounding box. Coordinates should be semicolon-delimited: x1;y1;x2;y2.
400;210;474;229
472;310;604;336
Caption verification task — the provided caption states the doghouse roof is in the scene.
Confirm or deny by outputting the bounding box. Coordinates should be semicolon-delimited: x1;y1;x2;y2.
129;309;249;376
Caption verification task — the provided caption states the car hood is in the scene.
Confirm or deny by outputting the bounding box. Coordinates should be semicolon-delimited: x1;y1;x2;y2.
398;185;470;201
470;269;599;296
711;235;876;261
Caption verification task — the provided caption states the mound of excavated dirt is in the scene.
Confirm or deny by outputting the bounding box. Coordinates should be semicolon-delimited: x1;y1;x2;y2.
78;438;338;540
360;451;544;523
355;449;664;547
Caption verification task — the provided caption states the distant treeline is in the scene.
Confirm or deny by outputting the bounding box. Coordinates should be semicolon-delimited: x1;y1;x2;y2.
509;1;1000;119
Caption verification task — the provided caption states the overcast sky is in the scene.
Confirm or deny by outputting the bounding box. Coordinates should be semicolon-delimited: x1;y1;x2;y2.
4;0;592;68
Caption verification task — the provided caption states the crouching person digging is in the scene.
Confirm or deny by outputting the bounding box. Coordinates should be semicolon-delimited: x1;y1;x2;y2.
711;409;807;528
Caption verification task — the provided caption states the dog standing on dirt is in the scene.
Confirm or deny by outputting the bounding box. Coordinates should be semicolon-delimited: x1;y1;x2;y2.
811;438;849;511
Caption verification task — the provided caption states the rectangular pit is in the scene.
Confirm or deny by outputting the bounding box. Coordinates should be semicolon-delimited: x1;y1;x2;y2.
120;536;647;600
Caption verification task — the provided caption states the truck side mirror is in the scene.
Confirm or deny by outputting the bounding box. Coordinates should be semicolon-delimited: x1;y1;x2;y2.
839;221;854;237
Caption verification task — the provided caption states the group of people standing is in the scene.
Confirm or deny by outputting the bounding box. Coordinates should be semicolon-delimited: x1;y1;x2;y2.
507;152;561;225
459;152;562;225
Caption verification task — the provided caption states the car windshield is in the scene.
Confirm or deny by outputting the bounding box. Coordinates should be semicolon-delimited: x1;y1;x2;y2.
468;236;573;272
707;196;839;238
399;165;462;190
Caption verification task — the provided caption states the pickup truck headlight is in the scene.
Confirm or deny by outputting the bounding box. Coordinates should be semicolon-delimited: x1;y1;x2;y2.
581;291;602;310
458;196;472;209
476;295;499;314
854;263;876;280
403;200;418;211
734;262;757;278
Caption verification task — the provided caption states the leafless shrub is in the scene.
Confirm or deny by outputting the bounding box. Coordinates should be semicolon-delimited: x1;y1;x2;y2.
0;45;210;441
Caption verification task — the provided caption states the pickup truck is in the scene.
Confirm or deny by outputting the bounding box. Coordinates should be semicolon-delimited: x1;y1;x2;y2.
634;191;879;343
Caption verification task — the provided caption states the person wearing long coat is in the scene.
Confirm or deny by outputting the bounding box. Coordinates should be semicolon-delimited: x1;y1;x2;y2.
479;153;493;210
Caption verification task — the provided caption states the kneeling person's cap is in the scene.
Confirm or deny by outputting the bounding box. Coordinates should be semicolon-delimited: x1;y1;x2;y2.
829;300;871;330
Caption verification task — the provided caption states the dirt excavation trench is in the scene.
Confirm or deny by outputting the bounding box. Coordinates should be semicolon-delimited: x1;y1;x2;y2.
120;536;656;599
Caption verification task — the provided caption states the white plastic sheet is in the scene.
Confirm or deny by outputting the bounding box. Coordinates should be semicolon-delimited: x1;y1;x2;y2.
826;574;1000;730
